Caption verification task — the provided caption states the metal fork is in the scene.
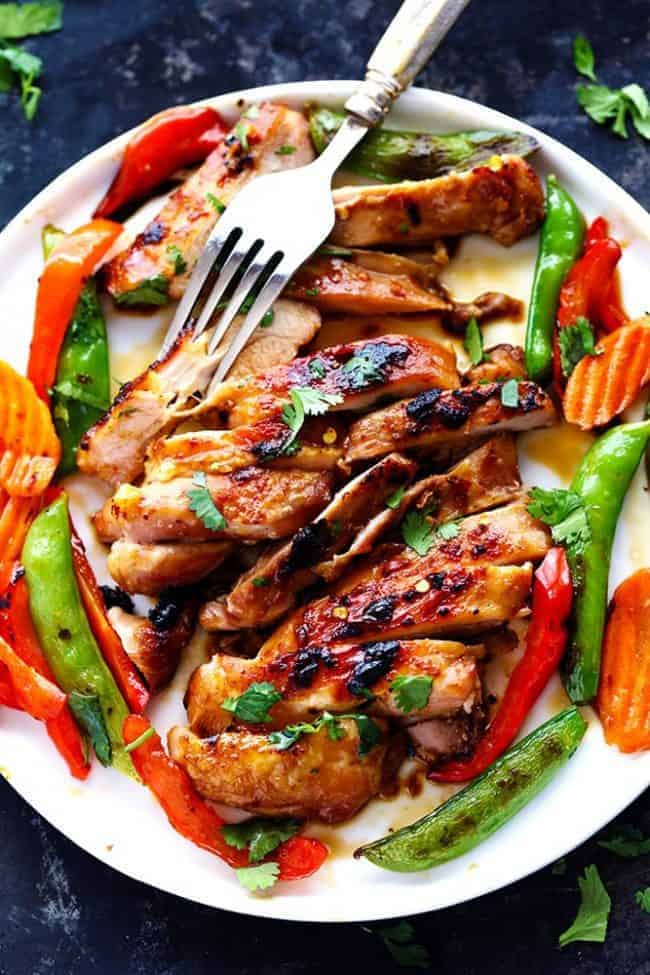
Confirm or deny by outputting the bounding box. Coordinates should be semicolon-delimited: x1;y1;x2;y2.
161;0;471;389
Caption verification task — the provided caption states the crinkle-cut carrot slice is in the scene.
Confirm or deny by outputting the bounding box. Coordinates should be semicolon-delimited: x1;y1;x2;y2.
0;360;60;496
563;318;650;429
0;496;41;587
598;568;650;753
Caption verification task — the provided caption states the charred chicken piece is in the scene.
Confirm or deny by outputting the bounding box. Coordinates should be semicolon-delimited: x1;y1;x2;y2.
344;379;556;463
78;299;320;487
199;453;418;631
94;468;333;545
105;103;314;303
330;156;544;249
465;343;527;383
187;637;484;738
168;719;399;824
107;540;233;596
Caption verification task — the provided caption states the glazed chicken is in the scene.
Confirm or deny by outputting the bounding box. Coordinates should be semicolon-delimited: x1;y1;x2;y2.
105;103;315;302
330;155;544;248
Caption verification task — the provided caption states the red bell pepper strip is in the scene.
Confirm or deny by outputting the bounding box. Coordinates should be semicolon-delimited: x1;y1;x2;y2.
431;547;572;783
0;666;20;709
27;219;123;401
0;634;66;722
123;715;328;881
583;217;629;333
0;567;90;778
69;529;150;714
94;105;228;218
552;236;624;387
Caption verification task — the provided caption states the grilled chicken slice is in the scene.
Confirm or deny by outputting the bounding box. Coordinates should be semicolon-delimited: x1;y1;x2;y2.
199;453;418;631
105;103;314;302
331;156;544;249
465;343;526;383
408;711;484;764
107;540;232;595
285;251;450;315
410;435;522;518
207;334;460;429
109;598;195;691
260;563;533;657
94;468;333;545
344;380;556;463
187;638;484;738
78;299;320;487
440;293;524;335
168;720;397;823
144;421;341;482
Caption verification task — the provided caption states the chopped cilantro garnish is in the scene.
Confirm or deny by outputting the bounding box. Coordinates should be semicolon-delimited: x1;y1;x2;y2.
281;386;343;453
573;34;596;82
559;865;611;947
260;308;274;328
207;192;226;214
305;286;320;296
635;888;650;913
222;817;299;863
463;317;485;366
385;484;406;509
401;512;458;556
222;682;282;724
275;143;296;155
527;487;592;551
0;2;62;38
251;576;270;588
390;675;433;714
166;244;187;276
114;275;170;307
268;711;381;758
235;861;279;893
309;357;327;379
342;353;382;387
500;378;519;408
235;120;250;151
187;471;227;532
599;825;650;858
558;317;600;377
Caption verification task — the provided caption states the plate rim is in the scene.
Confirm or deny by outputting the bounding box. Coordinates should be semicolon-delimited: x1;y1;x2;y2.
2;79;649;923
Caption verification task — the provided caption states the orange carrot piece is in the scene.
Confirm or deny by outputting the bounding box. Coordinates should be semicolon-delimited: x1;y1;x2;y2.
0;496;42;587
0;361;60;497
0;635;66;722
564;318;650;429
598;568;650;752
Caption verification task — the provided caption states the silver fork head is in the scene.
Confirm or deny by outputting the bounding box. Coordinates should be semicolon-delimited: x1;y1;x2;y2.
160;157;338;363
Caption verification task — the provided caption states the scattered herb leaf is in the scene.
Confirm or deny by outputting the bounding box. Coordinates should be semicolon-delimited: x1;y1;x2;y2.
67;691;112;767
166;244;187;276
207;192;226;214
222;817;299;863
385;484;406;509
281;386;343;452
390;675;433;714
251;576;270;588
599;825;650;858
309;357;327;379
463;317;485;366
235;120;250;151
401;510;435;556
305;286;320;296
124;726;155;753
573;34;596;82
342;353;383;387
275;143;296;155
527;487;592;551
376;921;429;969
635;888;650;913
235;861;280;892
577;81;650;141
187;471;227;532
222;682;282;724
436;520;459;541
559;865;611;947
268;711;381;757
559;316;600;377
260;308;274;328
0;1;62;38
500;378;519;408
114;274;170;307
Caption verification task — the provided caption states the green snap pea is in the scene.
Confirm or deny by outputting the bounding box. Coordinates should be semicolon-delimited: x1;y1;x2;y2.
356;707;587;873
22;495;136;778
308;107;539;182
564;420;650;704
524;176;584;383
42;226;111;476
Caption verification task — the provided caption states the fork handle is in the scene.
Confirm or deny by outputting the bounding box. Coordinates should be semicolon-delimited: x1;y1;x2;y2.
345;0;471;127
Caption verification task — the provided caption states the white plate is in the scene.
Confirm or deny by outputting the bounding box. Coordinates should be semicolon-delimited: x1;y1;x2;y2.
0;81;649;923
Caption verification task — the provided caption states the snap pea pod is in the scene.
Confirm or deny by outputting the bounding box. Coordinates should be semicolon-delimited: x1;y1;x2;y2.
308;106;539;183
356;707;586;873
563;420;650;704
524;176;584;384
42;226;111;476
22;495;136;778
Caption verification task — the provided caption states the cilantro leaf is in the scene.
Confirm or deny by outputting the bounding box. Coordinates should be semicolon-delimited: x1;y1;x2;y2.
251;576;270;588
206;192;226;214
385;484;406;509
260;308;274;328
235;120;250;151
187;471;227;532
0;1;62;38
559;865;611;947
577;82;650;141
573;35;596;82
222;817;300;863
166;244;187;275
222;682;282;724
275;143;296;155
599;825;650;858
235;861;280;892
114;274;170;307
241;104;259;119
401;510;435;556
268;711;381;757
342;354;383;388
377;921;429;969
527;487;591;551
500;378;519;408
558;316;599;377
436;520;459;541
281;386;343;452
390;675;433;714
577;84;621;124
309;357;327;379
0;40;41;118
635;888;650;913
67;691;112;767
463;317;485;366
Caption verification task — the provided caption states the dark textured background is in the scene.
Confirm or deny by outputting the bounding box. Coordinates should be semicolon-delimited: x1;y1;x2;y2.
1;1;649;972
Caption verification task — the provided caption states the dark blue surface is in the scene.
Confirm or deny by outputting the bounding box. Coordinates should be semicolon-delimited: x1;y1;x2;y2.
1;2;649;972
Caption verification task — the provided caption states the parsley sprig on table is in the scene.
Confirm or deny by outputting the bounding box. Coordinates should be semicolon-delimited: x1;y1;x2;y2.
559;865;611;947
0;1;62;120
572;34;650;141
